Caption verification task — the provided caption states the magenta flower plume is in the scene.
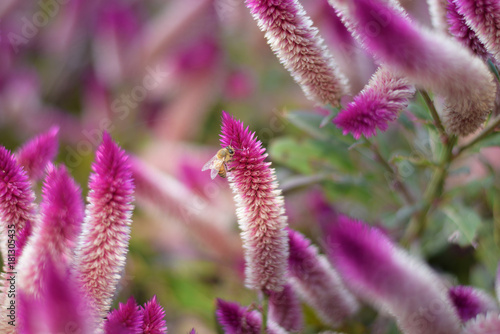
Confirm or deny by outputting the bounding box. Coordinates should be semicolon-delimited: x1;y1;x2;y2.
189;329;197;334
19;258;93;334
17;164;84;298
449;286;498;322
105;297;143;334
267;284;303;332
288;228;358;326
15;126;59;181
245;0;349;106
463;312;500;334
334;67;415;139
446;1;489;60
220;111;288;292
332;0;496;135
74;132;135;320
324;217;461;334
453;0;500;63
142;295;168;334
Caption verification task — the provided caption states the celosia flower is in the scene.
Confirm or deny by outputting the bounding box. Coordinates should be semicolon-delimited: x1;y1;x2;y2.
17;164;84;298
245;0;349;106
449;286;498;322
463;312;500;334
74;132;135;320
334;66;415;139
324;217;461;334
330;0;496;135
267;284;303;332
220;111;288;292
446;0;489;60
453;0;500;63
15;126;59;181
105;297;143;334
19;258;93;334
288;228;358;326
142;295;168;334
189;329;197;334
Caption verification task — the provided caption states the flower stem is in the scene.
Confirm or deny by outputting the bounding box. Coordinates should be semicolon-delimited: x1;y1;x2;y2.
453;115;500;159
418;89;447;139
261;292;269;334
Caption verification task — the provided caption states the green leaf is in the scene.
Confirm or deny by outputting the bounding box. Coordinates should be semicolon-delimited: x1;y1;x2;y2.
442;206;481;247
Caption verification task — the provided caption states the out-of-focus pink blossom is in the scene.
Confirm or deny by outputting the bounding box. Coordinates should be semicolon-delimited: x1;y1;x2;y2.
463;312;500;334
449;286;498;322
267;284;303;332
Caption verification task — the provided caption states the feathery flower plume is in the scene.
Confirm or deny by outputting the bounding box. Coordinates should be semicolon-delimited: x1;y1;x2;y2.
427;0;451;33
331;0;496;136
453;0;500;63
142;295;168;334
334;66;415;139
324;217;461;334
17;164;84;298
245;0;349;106
449;286;498;322
15;126;59;181
105;297;143;334
446;1;489;60
19;258;93;334
287;228;358;326
463;312;500;334
220;111;288;292
267;284;303;332
74;132;135;320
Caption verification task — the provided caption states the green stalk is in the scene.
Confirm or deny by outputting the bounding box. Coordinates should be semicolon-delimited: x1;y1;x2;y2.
261;292;269;334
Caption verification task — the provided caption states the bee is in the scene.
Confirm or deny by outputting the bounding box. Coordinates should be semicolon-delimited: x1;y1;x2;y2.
202;146;235;179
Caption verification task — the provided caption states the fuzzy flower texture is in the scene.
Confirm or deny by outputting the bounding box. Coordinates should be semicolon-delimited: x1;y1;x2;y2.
0;129;168;334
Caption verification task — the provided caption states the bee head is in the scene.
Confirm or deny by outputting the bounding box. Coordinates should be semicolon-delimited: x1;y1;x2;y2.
226;146;234;155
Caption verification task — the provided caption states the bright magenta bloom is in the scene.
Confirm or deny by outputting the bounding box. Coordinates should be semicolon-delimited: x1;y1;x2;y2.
449;286;498;322
220;111;288;292
105;297;143;334
142;296;168;334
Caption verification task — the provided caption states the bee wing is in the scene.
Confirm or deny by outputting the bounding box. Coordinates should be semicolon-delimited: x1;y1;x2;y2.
210;166;219;180
202;155;219;171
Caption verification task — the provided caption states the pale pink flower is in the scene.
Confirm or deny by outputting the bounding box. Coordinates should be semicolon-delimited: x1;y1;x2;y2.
462;312;500;334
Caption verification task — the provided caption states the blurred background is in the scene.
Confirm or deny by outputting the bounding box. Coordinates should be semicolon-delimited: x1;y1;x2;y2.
1;0;499;333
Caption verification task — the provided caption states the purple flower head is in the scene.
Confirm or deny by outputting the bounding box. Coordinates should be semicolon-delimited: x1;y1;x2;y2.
15;126;59;182
74;132;135;320
449;286;498;322
245;0;349;106
287;228;358;326
453;0;500;63
17;164;84;298
334;67;415;139
189;329;197;334
463;312;500;334
267;284;303;332
324;217;461;334
447;0;489;60
332;0;496;136
220;111;288;292
142;295;168;334
105;297;143;334
19;258;93;334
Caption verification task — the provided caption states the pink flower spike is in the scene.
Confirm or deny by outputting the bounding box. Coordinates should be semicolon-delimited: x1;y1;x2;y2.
463;312;500;334
142;295;168;334
267;284;303;332
245;0;349;106
449;286;498;322
334;67;415;139
105;297;143;334
15;126;59;182
17;164;84;298
324;217;461;334
288;228;358;326
19;258;93;334
220;111;289;292
453;0;500;63
334;0;496;136
74;132;135;321
189;329;196;334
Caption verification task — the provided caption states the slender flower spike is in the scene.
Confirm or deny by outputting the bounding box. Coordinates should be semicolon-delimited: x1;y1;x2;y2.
105;297;143;334
446;0;489;60
453;0;500;63
463;312;500;334
220;111;288;292
288;228;358;326
331;0;496;136
74;132;135;320
245;0;349;106
334;66;415;139
449;286;499;322
267;284;303;332
142;296;168;334
324;217;461;334
17;164;84;298
15;126;59;181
